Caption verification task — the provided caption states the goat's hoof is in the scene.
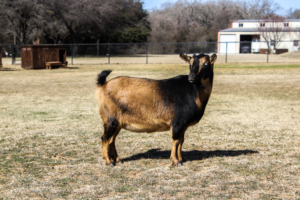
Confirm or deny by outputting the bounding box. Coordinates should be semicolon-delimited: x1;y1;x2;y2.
171;160;182;166
110;162;115;167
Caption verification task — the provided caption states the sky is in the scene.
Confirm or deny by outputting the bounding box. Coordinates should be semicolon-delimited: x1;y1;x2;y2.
143;0;300;16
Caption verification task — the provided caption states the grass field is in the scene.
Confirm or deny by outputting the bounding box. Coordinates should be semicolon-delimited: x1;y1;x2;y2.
0;62;300;199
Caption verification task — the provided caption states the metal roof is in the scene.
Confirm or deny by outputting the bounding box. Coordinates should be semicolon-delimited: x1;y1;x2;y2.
219;28;300;32
233;19;300;23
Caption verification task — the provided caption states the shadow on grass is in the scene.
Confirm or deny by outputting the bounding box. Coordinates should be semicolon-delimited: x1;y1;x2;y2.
45;66;79;70
0;68;21;71
122;148;258;162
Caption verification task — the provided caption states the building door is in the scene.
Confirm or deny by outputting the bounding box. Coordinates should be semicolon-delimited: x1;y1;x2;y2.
240;35;252;53
219;34;236;54
59;49;66;63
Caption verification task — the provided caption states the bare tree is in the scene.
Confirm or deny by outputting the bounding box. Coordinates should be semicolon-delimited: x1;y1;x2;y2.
148;0;218;43
0;0;150;44
233;0;280;19
287;9;300;19
256;16;291;53
36;0;117;43
0;0;43;44
148;0;282;43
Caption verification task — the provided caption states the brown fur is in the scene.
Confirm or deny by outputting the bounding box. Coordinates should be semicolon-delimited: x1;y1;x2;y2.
97;77;175;134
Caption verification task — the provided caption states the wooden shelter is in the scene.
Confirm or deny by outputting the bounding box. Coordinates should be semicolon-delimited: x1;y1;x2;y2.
21;45;68;69
0;46;2;69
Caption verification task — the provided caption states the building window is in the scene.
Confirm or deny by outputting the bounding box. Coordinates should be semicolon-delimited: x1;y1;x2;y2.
239;23;243;27
294;40;299;46
284;22;289;27
260;23;265;27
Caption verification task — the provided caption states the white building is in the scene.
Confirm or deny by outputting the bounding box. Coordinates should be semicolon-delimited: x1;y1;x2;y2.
218;19;300;54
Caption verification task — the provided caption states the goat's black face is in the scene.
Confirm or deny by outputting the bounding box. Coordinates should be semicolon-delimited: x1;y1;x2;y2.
180;53;217;84
188;54;210;83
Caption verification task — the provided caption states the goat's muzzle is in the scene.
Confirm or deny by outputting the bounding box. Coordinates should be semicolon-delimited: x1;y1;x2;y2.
188;73;196;83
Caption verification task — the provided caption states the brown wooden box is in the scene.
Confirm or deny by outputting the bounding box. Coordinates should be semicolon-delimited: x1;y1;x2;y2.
274;49;288;54
260;48;288;55
21;45;68;69
0;46;2;68
259;49;270;54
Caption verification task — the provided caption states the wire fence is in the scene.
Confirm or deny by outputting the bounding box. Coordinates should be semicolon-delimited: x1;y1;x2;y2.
1;41;299;65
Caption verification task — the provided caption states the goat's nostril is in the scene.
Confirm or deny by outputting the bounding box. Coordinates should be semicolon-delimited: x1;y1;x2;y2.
188;74;195;82
190;74;195;78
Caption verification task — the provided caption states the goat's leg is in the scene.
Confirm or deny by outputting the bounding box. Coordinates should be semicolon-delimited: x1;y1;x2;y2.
170;124;186;166
108;129;122;164
101;139;111;166
101;118;119;166
170;138;180;166
109;140;118;163
177;135;186;163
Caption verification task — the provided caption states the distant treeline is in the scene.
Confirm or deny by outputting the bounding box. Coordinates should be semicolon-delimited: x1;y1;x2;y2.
0;0;299;44
148;0;300;43
0;0;150;44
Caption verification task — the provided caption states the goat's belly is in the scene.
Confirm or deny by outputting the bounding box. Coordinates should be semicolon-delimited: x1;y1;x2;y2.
123;122;170;133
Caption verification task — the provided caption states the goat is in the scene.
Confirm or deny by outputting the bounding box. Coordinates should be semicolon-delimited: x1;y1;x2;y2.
96;53;217;166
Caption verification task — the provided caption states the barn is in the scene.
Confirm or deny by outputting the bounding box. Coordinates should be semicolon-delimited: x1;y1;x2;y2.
21;45;68;69
218;19;300;54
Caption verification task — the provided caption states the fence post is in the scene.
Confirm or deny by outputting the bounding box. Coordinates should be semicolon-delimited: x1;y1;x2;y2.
185;42;188;54
267;41;269;63
11;44;16;65
97;39;99;56
72;44;74;65
225;42;228;63
108;43;110;65
146;43;148;64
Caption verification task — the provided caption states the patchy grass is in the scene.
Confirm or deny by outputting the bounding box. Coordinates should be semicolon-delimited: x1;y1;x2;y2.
216;63;300;69
0;63;300;199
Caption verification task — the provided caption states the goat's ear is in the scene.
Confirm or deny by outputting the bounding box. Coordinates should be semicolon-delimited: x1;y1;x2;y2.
210;54;217;65
180;54;192;63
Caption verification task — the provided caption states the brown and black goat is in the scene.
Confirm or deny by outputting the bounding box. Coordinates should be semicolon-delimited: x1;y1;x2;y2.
96;53;217;166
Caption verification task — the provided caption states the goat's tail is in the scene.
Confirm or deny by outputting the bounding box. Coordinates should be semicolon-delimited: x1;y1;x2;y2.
97;70;112;87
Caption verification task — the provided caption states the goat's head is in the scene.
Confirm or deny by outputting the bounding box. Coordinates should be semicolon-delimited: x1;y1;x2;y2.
180;53;217;84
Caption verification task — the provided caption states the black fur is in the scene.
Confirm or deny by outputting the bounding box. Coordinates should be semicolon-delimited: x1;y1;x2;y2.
188;54;211;86
158;54;213;140
101;118;119;141
157;75;206;140
97;70;112;86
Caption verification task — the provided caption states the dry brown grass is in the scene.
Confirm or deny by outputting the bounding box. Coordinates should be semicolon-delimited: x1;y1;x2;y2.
282;50;300;59
0;62;300;199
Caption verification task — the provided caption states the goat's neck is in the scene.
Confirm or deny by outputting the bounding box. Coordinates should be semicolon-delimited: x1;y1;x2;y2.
197;76;213;104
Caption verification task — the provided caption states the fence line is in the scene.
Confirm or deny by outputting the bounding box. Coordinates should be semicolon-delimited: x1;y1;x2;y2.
1;41;299;65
